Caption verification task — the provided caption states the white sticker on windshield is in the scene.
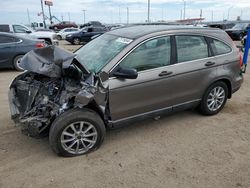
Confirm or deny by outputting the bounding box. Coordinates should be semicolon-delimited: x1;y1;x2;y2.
116;37;133;44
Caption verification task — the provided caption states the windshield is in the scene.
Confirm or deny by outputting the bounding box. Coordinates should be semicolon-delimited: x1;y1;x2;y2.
75;34;133;73
232;23;249;30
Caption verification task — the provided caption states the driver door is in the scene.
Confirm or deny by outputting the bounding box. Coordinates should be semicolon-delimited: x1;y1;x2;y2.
109;36;176;121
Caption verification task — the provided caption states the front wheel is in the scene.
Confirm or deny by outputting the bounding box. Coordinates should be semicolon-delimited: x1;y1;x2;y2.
49;108;106;157
199;81;228;115
73;38;81;45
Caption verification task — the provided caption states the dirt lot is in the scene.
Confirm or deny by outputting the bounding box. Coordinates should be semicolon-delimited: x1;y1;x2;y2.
0;40;250;188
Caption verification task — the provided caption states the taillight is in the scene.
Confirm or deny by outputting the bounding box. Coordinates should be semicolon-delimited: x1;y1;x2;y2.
239;50;243;67
36;42;45;48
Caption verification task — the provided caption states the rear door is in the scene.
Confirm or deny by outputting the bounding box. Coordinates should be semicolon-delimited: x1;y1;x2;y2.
0;35;17;68
170;35;218;110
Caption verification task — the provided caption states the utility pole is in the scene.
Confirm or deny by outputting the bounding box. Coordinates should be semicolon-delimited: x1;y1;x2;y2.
40;0;46;28
211;10;214;22
127;7;129;24
118;6;121;23
48;5;52;24
82;10;86;24
27;8;31;26
183;0;186;20
147;0;150;22
228;6;233;20
68;12;71;21
180;9;182;20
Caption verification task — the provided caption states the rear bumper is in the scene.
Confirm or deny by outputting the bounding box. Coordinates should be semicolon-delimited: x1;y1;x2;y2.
232;74;244;94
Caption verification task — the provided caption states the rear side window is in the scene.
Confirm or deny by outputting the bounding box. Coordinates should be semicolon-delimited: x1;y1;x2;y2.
0;25;10;32
210;38;232;55
0;35;15;43
176;35;208;63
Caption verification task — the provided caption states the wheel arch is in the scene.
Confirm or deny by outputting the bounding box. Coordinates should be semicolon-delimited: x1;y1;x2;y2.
207;78;232;99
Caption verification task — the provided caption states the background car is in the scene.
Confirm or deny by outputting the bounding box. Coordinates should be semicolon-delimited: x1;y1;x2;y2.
65;26;107;45
225;23;250;40
79;21;103;29
0;32;45;70
56;28;79;40
241;35;248;46
0;23;58;45
49;21;78;31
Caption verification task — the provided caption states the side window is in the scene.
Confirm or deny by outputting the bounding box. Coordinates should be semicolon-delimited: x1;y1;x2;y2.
119;37;171;72
0;35;15;44
87;28;93;32
176;35;208;63
13;25;28;33
0;25;10;32
210;38;231;55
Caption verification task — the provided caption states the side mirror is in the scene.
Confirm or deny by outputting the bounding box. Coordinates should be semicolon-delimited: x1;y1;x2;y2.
113;67;138;79
26;30;32;34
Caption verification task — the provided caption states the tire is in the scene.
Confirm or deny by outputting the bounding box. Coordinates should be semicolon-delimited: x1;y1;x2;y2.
49;108;106;157
199;81;228;115
13;55;24;71
238;33;244;41
57;35;62;40
73;38;81;45
44;40;51;46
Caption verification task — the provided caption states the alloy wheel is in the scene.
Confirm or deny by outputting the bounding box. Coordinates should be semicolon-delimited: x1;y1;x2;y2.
60;121;98;155
207;86;225;112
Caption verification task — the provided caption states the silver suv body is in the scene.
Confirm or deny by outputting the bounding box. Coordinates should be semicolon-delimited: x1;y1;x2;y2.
9;25;243;157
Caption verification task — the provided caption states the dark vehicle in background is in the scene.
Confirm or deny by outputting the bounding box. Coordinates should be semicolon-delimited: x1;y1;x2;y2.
0;32;45;70
241;35;249;46
49;21;78;31
208;23;235;30
65;26;107;45
226;23;250;40
80;21;103;29
9;26;243;157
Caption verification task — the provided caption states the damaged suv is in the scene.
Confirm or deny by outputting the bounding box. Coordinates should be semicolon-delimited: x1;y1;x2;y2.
9;25;243;157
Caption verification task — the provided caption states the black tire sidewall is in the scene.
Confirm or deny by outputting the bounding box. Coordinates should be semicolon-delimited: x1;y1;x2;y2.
200;82;228;115
49;108;106;157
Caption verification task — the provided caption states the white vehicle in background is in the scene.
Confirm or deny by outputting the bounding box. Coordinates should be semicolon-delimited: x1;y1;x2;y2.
0;24;58;45
56;28;79;40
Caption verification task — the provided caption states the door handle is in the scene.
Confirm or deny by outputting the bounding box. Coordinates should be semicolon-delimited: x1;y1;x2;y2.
158;71;173;77
205;61;215;67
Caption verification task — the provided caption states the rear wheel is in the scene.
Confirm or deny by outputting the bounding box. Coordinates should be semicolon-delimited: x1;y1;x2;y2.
73;38;81;45
199;82;228;115
13;55;24;71
57;35;62;40
49;108;106;157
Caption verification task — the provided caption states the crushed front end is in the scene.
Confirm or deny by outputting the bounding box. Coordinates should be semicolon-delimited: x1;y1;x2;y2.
8;46;109;137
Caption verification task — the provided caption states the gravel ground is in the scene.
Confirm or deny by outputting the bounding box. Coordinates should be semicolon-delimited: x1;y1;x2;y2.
0;40;250;188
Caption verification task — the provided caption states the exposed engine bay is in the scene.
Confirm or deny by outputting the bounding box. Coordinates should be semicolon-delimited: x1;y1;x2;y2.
8;46;109;137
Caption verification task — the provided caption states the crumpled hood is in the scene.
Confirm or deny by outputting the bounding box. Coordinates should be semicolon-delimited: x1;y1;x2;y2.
19;46;76;78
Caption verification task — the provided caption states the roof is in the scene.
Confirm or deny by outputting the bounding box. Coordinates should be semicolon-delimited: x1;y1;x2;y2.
108;25;220;39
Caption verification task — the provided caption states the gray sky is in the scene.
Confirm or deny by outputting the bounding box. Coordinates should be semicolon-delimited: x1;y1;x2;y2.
1;0;250;24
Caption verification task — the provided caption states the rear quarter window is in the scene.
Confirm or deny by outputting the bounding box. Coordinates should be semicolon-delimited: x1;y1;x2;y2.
176;35;209;63
209;38;232;56
0;25;10;32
